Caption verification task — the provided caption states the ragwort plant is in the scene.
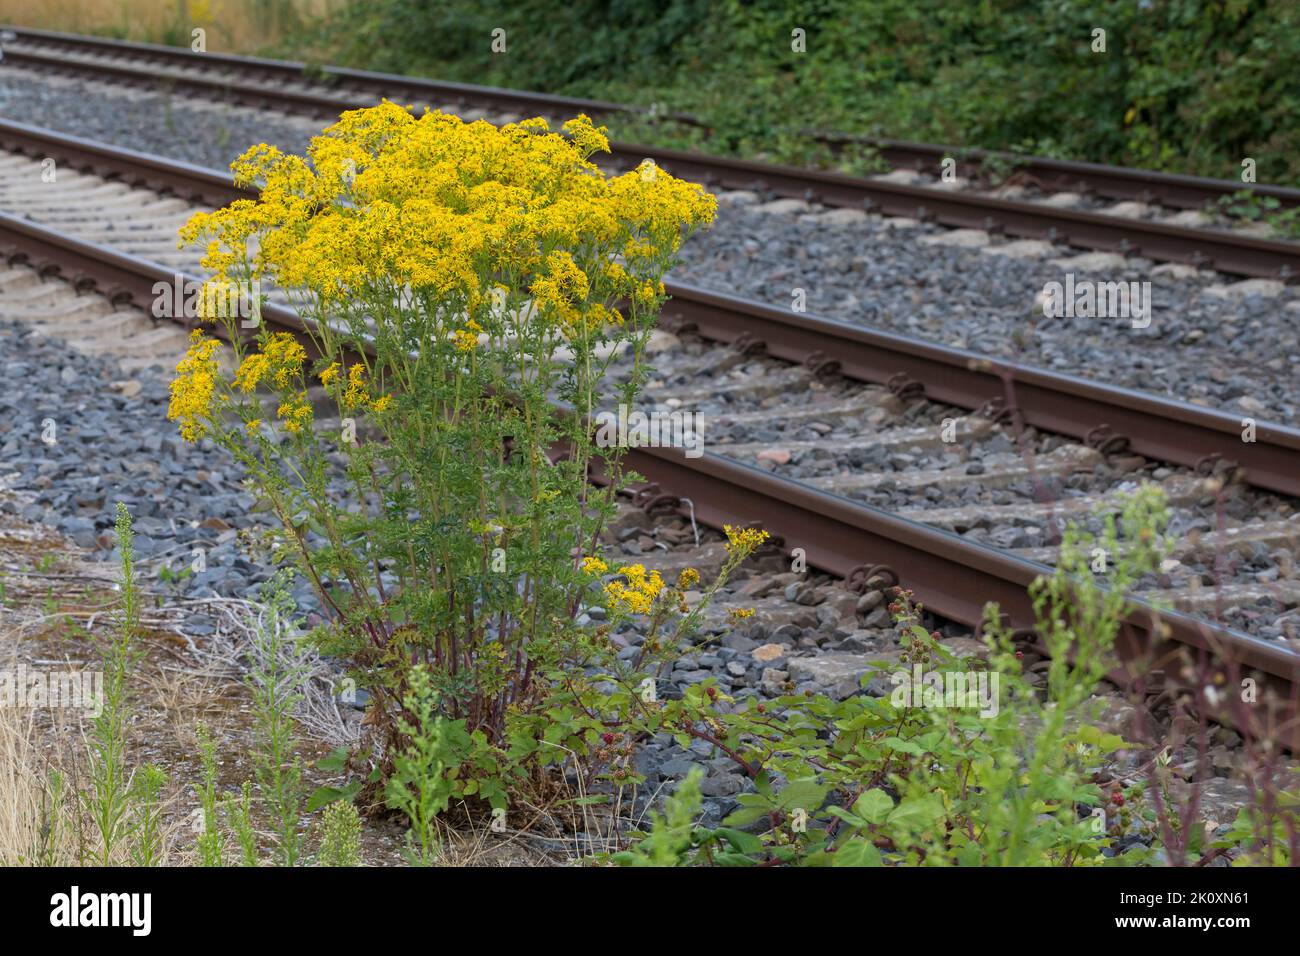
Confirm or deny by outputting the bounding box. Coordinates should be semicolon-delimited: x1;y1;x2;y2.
169;103;715;805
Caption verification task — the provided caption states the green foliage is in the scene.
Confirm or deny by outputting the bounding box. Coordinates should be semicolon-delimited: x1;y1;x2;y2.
317;800;363;867
1213;769;1299;866
195;724;226;867
300;0;1300;185
1217;189;1300;239
87;502;141;865
128;764;168;867
226;781;261;867
385;665;473;865
613;486;1187;866
610;769;762;866
245;575;308;866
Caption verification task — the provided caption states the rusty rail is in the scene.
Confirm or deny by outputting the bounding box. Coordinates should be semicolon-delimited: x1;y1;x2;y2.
5;117;1294;499
3;29;1299;279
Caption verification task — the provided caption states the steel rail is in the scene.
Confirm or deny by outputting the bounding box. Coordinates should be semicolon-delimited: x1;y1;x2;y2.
626;143;1300;281
824;134;1300;211
0;28;674;124
4;117;1296;500
4;31;1299;280
659;285;1300;499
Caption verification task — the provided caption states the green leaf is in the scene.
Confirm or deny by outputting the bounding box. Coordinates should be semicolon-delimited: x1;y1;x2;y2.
316;747;351;772
826;806;867;828
887;795;945;831
882;736;928;756
854;788;895;824
306;780;362;812
713;851;758;867
562;794;612;807
722;804;771;827
712;827;762;856
777;777;829;812
832;838;883;867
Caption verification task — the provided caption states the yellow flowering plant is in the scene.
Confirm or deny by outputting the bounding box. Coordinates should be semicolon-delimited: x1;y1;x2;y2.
168;102;716;799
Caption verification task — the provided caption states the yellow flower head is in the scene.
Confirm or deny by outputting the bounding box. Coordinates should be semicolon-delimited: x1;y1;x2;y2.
723;525;770;553
603;563;665;615
276;393;313;433
232;332;305;392
178;102;714;326
343;363;369;409
677;567;700;590
167;330;223;442
581;556;608;576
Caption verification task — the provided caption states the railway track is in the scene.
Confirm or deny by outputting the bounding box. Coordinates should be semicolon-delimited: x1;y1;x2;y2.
0;122;1296;749
3;26;1300;280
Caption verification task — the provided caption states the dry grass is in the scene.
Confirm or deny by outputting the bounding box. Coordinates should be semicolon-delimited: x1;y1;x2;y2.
0;0;335;54
0;698;79;864
0;503;592;867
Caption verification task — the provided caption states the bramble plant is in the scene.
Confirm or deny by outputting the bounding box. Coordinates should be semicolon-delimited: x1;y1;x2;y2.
170;102;715;804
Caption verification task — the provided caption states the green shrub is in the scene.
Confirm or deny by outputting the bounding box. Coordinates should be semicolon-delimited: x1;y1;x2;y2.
296;0;1300;185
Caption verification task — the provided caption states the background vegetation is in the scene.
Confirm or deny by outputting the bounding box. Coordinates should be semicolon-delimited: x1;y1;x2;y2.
4;1;1294;184
0;0;330;51
293;0;1299;185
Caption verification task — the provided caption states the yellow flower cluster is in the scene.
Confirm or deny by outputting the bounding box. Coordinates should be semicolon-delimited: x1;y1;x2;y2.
723;525;770;553
232;332;306;392
343;364;368;408
727;607;756;624
179;101;716;322
167;331;222;442
580;556;608;576
451;319;484;352
676;567;700;589
318;361;390;413
603;563;665;615
276;393;313;434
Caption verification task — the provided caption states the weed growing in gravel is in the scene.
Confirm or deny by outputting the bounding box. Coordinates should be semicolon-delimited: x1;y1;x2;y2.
244;575;309;865
385;665;470;865
171;104;715;816
87;504;148;864
1216;189;1300;240
316;800;362;867
128;764;168;867
607;485;1244;866
195;724;226;867
226;781;260;867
